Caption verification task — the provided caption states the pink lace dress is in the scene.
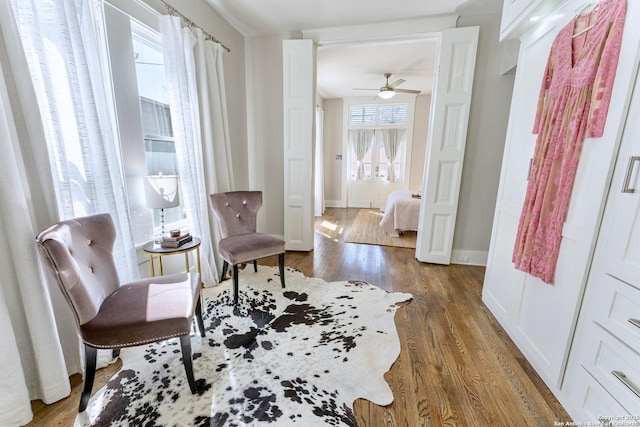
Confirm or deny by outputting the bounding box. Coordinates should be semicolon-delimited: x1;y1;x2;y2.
512;0;627;283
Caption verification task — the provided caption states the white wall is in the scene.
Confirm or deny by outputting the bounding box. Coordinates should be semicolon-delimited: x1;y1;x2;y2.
323;98;344;206
452;13;515;257
409;94;431;191
245;34;288;235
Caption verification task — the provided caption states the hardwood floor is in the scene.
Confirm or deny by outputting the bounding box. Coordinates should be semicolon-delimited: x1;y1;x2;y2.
27;207;570;426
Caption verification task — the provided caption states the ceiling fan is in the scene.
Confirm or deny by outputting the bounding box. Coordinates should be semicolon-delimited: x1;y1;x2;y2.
353;73;421;99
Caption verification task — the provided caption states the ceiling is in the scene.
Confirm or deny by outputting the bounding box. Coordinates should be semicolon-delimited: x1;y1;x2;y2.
205;0;502;99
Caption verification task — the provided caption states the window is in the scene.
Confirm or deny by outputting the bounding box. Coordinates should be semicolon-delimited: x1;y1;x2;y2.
378;104;407;124
349;105;377;124
348;104;407;181
131;26;184;227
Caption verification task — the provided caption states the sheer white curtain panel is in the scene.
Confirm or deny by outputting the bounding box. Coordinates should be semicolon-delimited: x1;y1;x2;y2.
161;15;236;286
0;2;74;424
350;129;375;181
379;129;405;182
12;0;138;283
193;28;235;277
314;106;325;216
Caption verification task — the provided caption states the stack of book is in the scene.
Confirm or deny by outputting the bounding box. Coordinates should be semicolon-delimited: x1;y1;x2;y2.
160;232;192;248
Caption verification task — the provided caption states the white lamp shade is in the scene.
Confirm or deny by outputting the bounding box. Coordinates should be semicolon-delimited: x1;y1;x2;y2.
144;175;180;209
378;89;396;99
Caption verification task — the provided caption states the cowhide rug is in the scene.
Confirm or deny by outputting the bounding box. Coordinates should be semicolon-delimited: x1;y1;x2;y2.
75;266;412;426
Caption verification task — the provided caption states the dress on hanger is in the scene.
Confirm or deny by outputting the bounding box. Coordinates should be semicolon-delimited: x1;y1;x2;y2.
512;0;627;283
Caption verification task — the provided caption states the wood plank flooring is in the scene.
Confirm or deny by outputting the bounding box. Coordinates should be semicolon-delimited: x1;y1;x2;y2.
27;207;570;426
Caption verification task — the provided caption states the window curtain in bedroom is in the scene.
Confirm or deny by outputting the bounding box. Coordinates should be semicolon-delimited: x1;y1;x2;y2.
379;128;405;182
350;129;375;181
160;15;235;286
11;0;138;283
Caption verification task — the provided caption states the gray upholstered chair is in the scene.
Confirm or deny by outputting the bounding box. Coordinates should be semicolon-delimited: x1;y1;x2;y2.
35;213;205;412
209;191;285;304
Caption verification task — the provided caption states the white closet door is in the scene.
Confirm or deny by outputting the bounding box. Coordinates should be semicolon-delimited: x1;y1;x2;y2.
483;0;640;390
416;26;479;264
601;92;640;287
283;39;315;251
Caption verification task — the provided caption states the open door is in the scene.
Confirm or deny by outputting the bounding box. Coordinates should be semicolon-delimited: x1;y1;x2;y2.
283;39;316;251
416;26;479;264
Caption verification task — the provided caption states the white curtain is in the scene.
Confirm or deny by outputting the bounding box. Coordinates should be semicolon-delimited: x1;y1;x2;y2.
0;2;73;424
160;15;234;286
350;129;375;181
380;128;405;182
11;0;138;283
314;106;325;216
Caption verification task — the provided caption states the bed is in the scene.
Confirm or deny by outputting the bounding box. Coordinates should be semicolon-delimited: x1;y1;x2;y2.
379;190;422;237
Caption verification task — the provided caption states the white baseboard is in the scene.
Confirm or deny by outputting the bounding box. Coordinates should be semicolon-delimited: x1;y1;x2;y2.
325;199;346;208
451;249;488;267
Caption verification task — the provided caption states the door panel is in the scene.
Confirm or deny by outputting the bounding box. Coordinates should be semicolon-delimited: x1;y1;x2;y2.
283;40;315;251
416;26;479;264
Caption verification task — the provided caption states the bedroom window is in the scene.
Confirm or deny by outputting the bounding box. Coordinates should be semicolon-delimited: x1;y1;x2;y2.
348;104;407;181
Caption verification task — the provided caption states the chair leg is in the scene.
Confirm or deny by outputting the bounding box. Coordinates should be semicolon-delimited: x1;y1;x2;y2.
220;261;229;282
253;260;258;272
233;264;240;305
279;253;285;288
180;335;196;394
79;345;97;412
195;294;205;337
112;348;120;359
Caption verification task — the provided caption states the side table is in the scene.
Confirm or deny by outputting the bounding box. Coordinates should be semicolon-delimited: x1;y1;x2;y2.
143;237;201;277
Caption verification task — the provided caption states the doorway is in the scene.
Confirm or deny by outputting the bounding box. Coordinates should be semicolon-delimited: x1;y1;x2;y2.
283;26;479;264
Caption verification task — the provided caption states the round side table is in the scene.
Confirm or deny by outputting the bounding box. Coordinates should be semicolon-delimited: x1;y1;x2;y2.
143;237;201;277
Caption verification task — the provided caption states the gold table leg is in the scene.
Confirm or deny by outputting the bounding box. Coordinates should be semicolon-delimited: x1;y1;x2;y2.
148;254;155;277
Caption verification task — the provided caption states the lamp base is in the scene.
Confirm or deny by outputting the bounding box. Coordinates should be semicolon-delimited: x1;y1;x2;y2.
154;208;167;243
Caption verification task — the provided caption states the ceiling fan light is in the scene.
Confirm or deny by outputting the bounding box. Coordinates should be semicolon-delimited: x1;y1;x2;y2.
378;89;396;99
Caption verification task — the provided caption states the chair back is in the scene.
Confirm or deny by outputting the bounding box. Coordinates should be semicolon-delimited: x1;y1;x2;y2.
209;191;262;239
36;213;121;326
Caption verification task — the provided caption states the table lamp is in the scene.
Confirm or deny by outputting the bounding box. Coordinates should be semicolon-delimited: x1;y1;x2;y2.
144;173;179;242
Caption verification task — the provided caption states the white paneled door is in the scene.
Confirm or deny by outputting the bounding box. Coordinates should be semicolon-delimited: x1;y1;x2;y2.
416;26;479;264
283;39;316;251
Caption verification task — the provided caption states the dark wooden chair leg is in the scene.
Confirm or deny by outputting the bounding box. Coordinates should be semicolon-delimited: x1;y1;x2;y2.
233;264;240;305
79;345;97;412
253;260;258;272
279;253;285;288
112;348;120;359
180;335;196;394
195;295;205;337
220;260;229;282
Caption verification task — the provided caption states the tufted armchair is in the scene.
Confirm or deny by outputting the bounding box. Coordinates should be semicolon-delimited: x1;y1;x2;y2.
35;213;205;412
209;191;285;304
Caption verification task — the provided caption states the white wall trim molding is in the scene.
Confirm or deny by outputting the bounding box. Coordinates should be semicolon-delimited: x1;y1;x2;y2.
302;16;458;47
451;249;488;266
325;199;346;208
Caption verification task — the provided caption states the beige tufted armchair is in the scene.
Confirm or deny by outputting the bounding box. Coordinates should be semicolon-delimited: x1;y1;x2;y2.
36;213;205;412
209;191;286;304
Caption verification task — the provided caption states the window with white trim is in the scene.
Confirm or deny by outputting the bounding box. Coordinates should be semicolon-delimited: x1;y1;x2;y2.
131;28;184;227
348;104;408;181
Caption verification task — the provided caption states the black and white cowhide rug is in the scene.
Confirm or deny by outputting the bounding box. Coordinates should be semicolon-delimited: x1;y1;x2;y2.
75;266;412;426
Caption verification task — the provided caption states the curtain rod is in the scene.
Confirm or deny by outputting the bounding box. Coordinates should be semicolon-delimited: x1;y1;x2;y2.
159;0;231;53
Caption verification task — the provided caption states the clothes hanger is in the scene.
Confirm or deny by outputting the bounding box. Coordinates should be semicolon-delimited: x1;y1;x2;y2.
572;1;599;38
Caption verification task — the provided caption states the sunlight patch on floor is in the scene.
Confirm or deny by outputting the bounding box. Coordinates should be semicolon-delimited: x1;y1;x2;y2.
316;220;344;241
320;220;337;231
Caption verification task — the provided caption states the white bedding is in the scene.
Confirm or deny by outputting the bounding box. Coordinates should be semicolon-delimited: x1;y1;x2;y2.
379;190;421;237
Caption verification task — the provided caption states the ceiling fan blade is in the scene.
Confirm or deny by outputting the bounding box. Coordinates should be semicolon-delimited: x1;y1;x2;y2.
395;88;421;94
388;78;406;88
